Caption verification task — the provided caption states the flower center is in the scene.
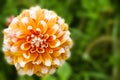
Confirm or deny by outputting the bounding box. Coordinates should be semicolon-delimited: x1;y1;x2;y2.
26;33;49;54
31;35;43;47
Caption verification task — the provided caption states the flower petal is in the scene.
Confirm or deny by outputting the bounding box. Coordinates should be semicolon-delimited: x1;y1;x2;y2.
55;28;64;38
22;52;38;64
52;48;65;57
37;48;45;53
48;39;61;48
41;66;48;74
23;52;30;59
33;54;43;65
42;52;52;66
23;62;34;76
37;20;47;34
20;42;31;51
47;35;56;41
59;31;70;45
46;24;59;35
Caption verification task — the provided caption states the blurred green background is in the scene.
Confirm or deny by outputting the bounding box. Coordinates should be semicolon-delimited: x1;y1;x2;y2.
0;0;120;80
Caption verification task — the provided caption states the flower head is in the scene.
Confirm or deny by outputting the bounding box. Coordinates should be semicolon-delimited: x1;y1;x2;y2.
3;6;73;76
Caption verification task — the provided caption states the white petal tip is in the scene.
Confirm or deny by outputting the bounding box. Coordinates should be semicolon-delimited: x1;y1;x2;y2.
12;18;18;24
45;60;51;66
27;69;34;76
21;17;28;23
55;41;61;47
41;67;48;74
5;56;13;63
49;68;56;74
10;46;17;52
23;53;30;59
40;20;46;26
27;26;33;30
53;58;60;66
19;61;26;67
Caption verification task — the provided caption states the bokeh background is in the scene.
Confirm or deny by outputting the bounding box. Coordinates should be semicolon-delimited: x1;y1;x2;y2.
0;0;120;80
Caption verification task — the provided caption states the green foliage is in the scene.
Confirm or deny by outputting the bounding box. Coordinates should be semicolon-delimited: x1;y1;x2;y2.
17;75;34;80
57;62;72;80
0;0;120;80
42;75;57;80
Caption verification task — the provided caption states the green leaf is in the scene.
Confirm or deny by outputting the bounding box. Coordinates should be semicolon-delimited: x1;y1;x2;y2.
57;62;72;80
42;75;57;80
16;75;34;80
0;72;6;80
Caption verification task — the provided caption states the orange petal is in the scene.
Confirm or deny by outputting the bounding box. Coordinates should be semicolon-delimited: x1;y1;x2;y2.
47;35;56;41
25;52;38;63
37;48;45;53
59;31;70;45
23;62;34;76
55;28;64;38
46;48;53;54
23;52;30;59
15;56;26;67
61;38;73;48
42;52;52;66
46;24;59;35
36;9;44;21
52;48;65;57
37;20;47;34
20;42;31;51
47;17;57;27
27;17;37;31
34;64;42;73
48;39;61;48
61;50;71;60
11;50;25;56
20;10;29;17
33;54;43;65
43;34;49;40
15;31;27;39
61;23;68;31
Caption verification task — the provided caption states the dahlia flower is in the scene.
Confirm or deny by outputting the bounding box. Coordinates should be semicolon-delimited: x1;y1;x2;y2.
2;6;73;76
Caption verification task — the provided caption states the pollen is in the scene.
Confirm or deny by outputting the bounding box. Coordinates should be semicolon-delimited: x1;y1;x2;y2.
2;6;73;76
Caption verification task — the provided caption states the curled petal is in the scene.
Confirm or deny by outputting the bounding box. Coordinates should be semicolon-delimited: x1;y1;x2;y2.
55;28;64;38
46;48;53;54
49;68;56;74
61;23;68;31
47;17;57;27
43;34;49;40
36;9;44;21
46;24;59;35
52;48;65;57
33;54;43;65
42;53;52;66
20;42;31;50
23;52;30;59
25;52;38;63
47;35;56;41
53;58;60;66
23;62;34;76
41;66;48;74
37;48;45;53
59;31;70;45
48;39;61;48
37;20;47;34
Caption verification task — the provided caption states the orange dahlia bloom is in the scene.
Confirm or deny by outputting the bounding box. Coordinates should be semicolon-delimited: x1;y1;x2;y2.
2;6;73;76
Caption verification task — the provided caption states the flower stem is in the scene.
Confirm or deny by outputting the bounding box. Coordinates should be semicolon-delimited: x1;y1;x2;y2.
112;17;120;80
